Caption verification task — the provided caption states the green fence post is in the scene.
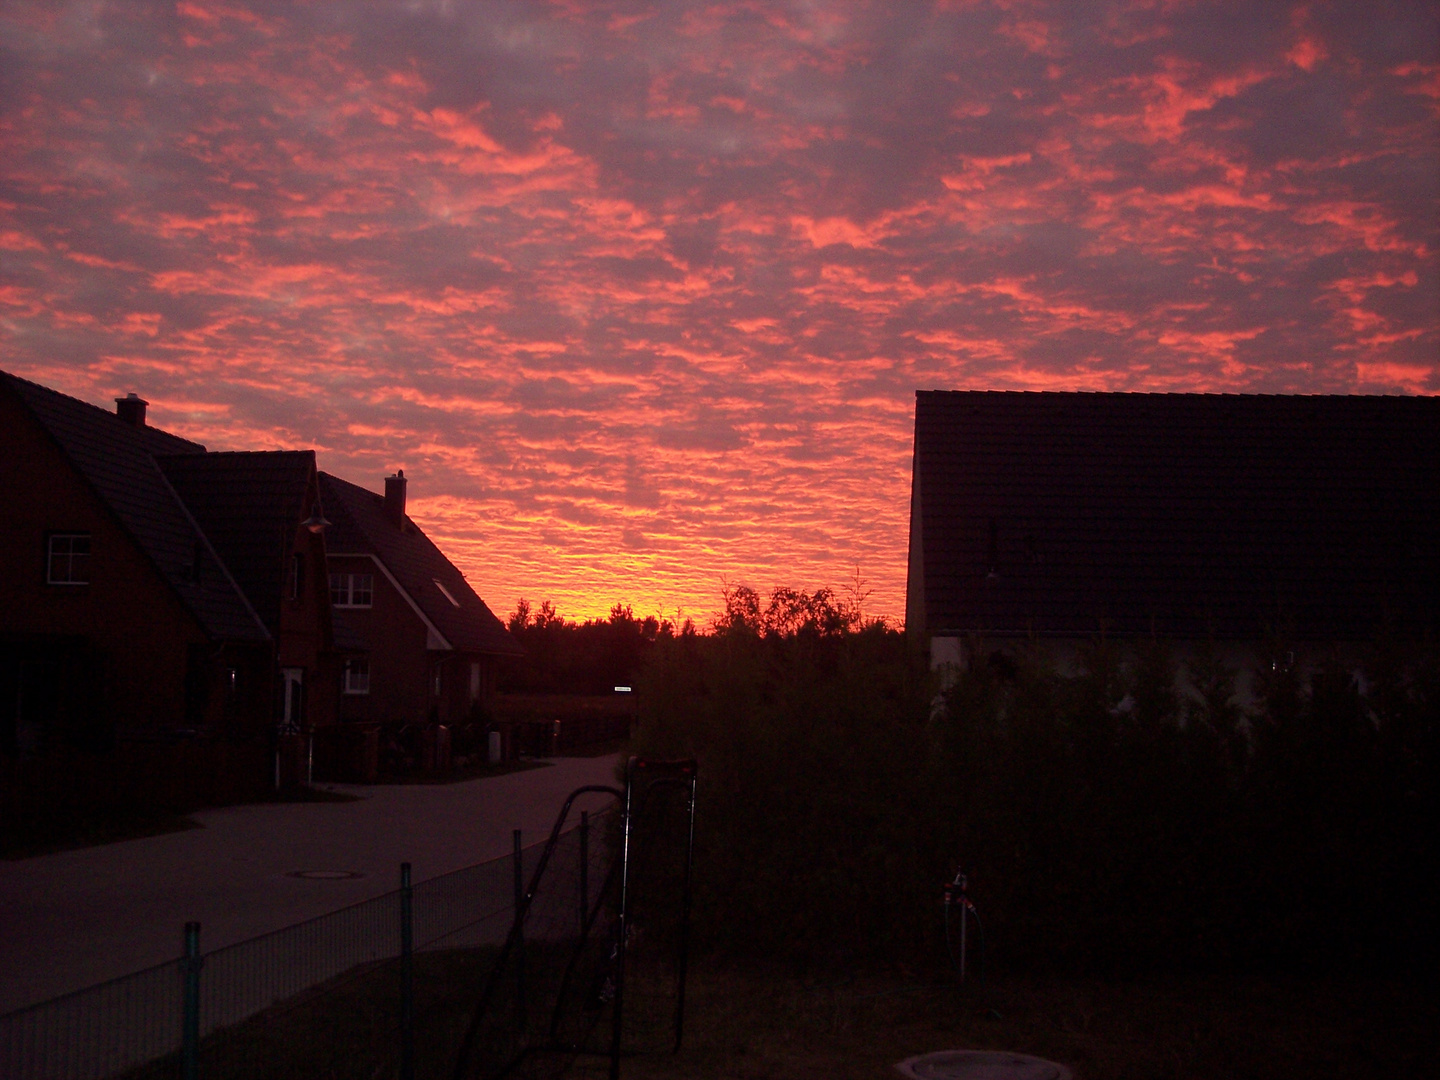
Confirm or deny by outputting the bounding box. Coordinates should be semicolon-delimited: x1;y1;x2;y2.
182;922;201;1080
400;862;415;1080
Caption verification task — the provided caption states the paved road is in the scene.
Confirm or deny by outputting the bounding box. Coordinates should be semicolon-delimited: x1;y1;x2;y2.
0;755;623;1015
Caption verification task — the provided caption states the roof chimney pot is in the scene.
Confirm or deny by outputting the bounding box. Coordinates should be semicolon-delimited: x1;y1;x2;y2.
115;393;148;428
384;469;407;527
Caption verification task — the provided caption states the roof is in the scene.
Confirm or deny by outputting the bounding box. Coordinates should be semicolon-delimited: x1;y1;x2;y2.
158;451;318;637
908;391;1440;642
3;372;270;643
318;472;523;657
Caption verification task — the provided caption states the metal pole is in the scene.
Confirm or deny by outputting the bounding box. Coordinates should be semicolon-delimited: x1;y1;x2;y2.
400;863;414;1080
579;809;590;934
514;829;526;1032
609;759;637;1080
181;922;201;1080
960;903;968;983
958;873;968;984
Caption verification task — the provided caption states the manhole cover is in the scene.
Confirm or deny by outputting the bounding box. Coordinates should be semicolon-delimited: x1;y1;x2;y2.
896;1051;1073;1080
286;870;366;880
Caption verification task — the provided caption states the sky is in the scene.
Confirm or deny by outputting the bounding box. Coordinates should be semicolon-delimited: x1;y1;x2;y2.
3;1;1437;626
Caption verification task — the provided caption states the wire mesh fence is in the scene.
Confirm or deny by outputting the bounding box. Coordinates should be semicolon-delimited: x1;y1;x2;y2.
0;809;614;1080
453;760;696;1080
0;958;183;1080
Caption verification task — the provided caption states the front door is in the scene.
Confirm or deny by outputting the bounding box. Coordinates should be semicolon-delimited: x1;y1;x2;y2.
281;667;304;731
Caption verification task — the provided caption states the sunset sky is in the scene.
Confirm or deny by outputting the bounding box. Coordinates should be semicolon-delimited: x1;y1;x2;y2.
3;1;1436;625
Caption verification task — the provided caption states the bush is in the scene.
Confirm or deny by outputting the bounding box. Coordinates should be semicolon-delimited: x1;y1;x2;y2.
633;615;930;971
631;609;1438;980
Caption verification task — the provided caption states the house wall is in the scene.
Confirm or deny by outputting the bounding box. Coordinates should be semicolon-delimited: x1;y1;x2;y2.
277;506;336;728
931;632;1376;715
0;389;217;746
329;554;431;724
435;652;499;727
905;448;926;642
328;554;502;728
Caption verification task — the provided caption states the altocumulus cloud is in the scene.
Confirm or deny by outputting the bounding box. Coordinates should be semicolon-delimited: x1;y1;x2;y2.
2;0;1436;622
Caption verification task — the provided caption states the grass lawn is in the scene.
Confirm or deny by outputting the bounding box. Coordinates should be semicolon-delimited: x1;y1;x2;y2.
617;961;1437;1080
109;949;1435;1080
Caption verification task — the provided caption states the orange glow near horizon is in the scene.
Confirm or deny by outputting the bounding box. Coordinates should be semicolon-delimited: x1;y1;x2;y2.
2;1;1436;625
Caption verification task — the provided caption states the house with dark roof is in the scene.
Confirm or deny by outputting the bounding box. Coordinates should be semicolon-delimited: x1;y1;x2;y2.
318;470;522;734
2;374;280;761
157;450;338;734
2;371;520;794
907;391;1439;679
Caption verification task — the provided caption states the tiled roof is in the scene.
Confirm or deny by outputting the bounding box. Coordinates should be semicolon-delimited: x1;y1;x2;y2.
4;372;269;643
319;472;523;657
909;391;1440;641
158;451;318;637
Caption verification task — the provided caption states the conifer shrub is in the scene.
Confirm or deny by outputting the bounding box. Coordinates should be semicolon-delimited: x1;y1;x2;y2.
631;598;1438;980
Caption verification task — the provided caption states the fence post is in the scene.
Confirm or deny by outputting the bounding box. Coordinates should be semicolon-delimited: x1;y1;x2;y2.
579;809;589;934
181;922;201;1080
513;829;526;1030
610;759;636;1080
400;862;415;1080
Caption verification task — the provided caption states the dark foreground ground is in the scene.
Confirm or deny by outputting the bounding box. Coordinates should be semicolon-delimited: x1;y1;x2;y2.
616;962;1436;1080
127;950;1436;1080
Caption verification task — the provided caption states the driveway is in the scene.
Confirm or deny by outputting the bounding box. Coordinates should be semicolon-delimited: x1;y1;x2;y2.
0;755;623;1015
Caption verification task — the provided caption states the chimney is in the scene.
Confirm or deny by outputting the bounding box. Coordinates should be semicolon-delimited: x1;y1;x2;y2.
384;469;407;527
115;393;148;428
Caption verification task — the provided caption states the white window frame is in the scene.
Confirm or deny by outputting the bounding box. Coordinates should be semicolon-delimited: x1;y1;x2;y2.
343;658;370;695
47;533;91;585
330;572;374;609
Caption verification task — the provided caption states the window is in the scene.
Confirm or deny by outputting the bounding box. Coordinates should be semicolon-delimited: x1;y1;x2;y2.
433;578;461;607
330;572;374;608
289;552;305;600
47;534;91;585
343;658;370;695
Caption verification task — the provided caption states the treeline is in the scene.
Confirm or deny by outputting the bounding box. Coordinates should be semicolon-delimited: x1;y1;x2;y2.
498;582;872;694
498;599;697;695
629;598;1438;980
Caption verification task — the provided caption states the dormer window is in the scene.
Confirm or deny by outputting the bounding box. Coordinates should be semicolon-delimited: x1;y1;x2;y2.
330;572;374;608
47;533;91;585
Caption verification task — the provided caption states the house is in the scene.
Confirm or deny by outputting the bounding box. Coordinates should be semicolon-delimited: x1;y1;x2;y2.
1;371;520;796
1;373;279;761
156;450;338;735
318;470;522;735
906;391;1439;679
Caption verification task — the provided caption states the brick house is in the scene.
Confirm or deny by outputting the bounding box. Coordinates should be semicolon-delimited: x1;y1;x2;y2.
2;371;520;794
1;374;281;760
907;391;1439;685
157;450;338;735
318;471;522;734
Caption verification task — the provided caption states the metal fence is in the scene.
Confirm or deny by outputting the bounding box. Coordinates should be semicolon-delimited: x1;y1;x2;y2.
453;759;697;1080
0;811;612;1080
